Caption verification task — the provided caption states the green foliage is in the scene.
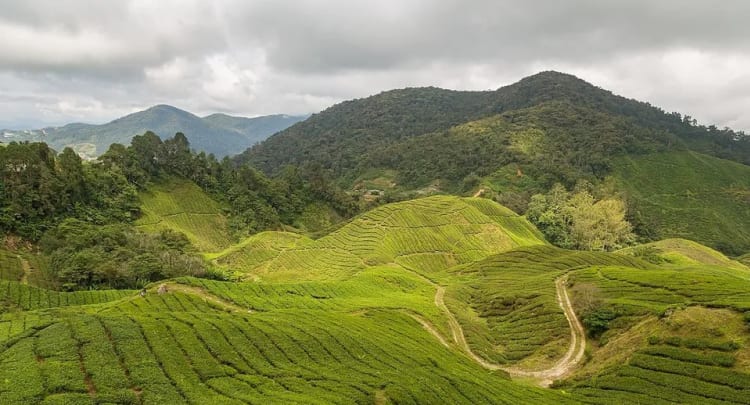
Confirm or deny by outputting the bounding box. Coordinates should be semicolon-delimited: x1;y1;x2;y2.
0;142;138;240
239;71;750;184
582;306;619;338
40;219;206;290
238;71;750;251
527;183;634;251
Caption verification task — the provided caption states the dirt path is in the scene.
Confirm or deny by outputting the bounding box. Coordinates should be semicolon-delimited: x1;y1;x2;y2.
18;255;31;285
406;313;450;348
472;188;486;198
158;283;253;313
428;276;585;387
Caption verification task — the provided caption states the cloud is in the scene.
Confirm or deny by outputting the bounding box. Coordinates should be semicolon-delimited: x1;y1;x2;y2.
0;0;748;132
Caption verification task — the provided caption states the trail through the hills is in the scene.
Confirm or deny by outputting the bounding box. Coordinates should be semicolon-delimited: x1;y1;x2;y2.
18;255;31;285
472;188;486;198
429;276;585;387
157;283;253;313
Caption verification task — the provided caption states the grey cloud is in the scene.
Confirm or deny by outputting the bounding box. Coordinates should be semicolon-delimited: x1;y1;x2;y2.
0;0;748;132
226;0;750;74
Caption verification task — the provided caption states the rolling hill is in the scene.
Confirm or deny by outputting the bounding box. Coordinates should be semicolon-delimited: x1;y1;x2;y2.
612;151;750;255
1;105;305;158
4;195;750;403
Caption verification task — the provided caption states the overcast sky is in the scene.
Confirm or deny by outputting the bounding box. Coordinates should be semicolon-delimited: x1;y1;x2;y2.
1;0;749;132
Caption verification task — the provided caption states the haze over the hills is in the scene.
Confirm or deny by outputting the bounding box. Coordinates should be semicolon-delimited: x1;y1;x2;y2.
1;105;305;158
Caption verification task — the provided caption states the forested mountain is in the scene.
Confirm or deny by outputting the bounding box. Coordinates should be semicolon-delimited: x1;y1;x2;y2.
1;105;305;158
239;71;749;179
238;71;750;254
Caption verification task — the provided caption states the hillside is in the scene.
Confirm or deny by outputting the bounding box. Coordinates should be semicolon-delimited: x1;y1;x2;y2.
613;151;750;255
238;71;750;178
4;196;750;403
135;178;234;253
618;238;750;271
236;71;750;254
212;195;546;281
2;105;305;158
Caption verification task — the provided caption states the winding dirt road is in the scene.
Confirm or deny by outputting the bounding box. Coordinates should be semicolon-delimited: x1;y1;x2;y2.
430;276;586;387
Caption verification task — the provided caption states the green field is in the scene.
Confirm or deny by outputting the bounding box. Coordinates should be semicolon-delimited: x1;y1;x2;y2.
215;195;546;282
613;151;750;255
136;178;234;253
0;279;574;404
4;195;750;403
618;238;749;271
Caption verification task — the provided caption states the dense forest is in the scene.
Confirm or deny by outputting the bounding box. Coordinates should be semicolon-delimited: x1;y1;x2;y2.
238;71;750;180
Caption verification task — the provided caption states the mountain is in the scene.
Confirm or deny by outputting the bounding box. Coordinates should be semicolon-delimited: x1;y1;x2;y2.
1;105;306;158
236;71;750;254
237;71;750;178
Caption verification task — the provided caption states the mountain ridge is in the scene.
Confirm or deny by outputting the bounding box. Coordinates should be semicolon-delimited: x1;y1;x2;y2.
1;105;306;158
238;71;749;176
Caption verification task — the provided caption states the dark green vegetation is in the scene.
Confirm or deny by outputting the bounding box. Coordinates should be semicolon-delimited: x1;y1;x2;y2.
2;105;305;158
0;131;355;290
239;71;750;254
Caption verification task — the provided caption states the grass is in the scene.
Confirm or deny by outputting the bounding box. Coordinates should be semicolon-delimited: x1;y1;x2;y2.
613;151;750;255
136;177;233;253
618;238;749;270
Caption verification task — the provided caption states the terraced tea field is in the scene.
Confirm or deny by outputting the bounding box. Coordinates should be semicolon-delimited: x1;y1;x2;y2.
0;281;577;404
618;238;749;270
613;151;750;254
3;194;750;403
445;246;647;369
218;195;546;281
136;178;234;253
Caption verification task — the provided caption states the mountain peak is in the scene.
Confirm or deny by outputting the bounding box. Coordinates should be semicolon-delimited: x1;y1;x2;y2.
142;104;195;117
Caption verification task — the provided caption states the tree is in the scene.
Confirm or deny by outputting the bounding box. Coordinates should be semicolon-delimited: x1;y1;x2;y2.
58;147;85;206
527;183;634;251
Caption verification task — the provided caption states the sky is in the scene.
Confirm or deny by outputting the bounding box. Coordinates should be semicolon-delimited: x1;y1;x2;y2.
1;0;749;132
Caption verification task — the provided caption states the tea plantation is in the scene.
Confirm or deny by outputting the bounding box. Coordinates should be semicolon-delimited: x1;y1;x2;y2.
2;195;750;403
